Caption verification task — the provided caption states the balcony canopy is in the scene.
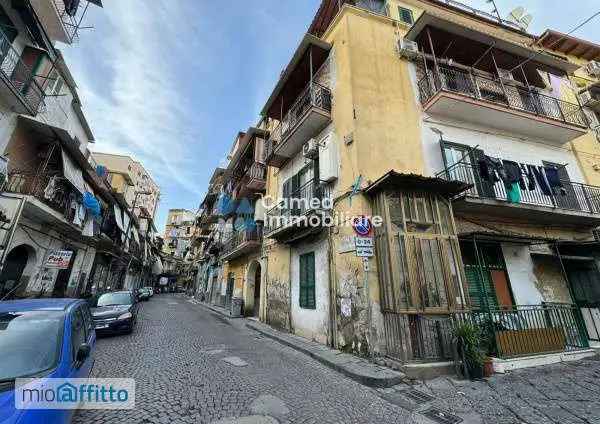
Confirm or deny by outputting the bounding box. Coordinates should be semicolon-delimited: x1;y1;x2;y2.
406;12;579;76
261;34;331;121
537;30;600;62
227;127;268;172
364;170;472;196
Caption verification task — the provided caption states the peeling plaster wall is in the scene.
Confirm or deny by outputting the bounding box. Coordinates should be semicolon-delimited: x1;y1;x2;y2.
290;236;330;345
501;244;544;305
532;255;572;303
331;193;385;356
264;241;291;331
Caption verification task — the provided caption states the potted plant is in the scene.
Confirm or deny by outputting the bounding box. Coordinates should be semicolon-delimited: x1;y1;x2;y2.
453;322;486;380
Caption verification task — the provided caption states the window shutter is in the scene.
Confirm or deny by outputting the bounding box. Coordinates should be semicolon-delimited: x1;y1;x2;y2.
299;252;316;309
398;7;414;24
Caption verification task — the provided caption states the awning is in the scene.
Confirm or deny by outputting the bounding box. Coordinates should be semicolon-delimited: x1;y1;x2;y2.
260;34;332;120
455;219;555;244
364;170;472;196
405;12;579;74
61;149;86;194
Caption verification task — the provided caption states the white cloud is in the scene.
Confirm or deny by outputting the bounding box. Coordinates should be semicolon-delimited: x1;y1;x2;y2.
63;0;208;197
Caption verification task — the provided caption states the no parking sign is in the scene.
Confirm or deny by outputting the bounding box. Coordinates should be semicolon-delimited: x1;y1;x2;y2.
352;216;372;237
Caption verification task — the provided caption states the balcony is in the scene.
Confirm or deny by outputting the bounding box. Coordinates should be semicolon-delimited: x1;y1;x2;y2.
265;180;332;242
0;30;44;116
234;162;266;198
418;66;588;144
220;228;263;262
265;83;332;168
439;162;600;226
6;171;82;234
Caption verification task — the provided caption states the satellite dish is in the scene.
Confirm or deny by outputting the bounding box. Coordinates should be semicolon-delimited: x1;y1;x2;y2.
507;6;525;23
520;14;533;29
506;7;533;30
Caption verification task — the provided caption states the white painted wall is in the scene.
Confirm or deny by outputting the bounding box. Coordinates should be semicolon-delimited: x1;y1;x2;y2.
500;243;544;305
290;238;330;344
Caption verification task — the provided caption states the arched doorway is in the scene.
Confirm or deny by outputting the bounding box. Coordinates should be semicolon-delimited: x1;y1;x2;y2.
0;245;33;299
246;260;262;317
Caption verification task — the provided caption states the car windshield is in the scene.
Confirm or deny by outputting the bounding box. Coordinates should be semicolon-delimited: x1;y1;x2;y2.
97;293;132;307
0;311;63;381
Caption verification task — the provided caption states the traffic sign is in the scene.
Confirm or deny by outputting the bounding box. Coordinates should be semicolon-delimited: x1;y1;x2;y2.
352;216;372;236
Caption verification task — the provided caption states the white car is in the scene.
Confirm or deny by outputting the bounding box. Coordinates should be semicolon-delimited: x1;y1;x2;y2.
143;287;154;297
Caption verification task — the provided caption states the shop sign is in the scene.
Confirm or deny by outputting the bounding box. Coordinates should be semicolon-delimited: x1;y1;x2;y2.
46;250;74;269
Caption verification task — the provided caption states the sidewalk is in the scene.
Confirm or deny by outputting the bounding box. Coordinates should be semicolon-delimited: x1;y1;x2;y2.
245;321;406;388
186;296;244;319
188;296;406;388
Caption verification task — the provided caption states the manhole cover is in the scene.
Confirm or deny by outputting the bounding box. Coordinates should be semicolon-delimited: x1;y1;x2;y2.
422;408;462;424
402;389;435;404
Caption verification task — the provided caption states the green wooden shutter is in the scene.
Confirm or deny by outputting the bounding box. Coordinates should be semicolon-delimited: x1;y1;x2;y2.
464;265;497;310
398;7;414;24
299;252;316;309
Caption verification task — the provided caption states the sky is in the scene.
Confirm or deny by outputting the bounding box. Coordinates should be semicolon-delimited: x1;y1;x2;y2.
61;0;600;233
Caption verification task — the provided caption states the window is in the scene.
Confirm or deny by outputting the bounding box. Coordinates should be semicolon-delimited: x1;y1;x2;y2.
71;307;86;362
45;70;64;95
299;252;316;309
398;6;414;25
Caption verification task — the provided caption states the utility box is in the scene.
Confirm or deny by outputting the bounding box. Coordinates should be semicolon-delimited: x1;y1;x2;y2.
230;298;244;317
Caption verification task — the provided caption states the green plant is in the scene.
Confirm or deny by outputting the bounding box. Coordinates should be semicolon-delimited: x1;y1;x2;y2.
453;322;485;368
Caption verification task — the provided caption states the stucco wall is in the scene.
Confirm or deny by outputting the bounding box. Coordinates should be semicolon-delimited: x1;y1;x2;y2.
290;237;330;344
501;244;545;305
531;255;572;303
264;241;292;331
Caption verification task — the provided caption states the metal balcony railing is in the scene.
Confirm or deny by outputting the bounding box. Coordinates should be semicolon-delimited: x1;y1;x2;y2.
460;303;589;358
6;171;78;222
0;30;44;114
221;228;263;257
265;82;332;161
418;65;588;128
265;179;332;234
439;161;600;214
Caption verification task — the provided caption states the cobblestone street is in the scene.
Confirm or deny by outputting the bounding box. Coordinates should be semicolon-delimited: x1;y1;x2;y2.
74;294;600;424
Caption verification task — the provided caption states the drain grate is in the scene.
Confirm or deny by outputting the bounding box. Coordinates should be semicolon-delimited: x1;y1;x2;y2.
422;408;463;424
401;389;435;404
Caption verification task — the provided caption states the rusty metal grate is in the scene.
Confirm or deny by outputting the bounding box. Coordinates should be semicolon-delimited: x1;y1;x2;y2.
401;389;435;404
422;408;463;424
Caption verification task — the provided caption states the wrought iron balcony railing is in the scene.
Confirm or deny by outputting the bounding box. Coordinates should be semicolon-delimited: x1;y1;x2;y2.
265;82;332;162
439;161;600;214
264;179;332;234
6;171;78;223
418;65;588;128
0;30;44;114
221;228;263;257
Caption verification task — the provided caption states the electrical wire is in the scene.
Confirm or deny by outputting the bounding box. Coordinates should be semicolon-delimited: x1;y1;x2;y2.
509;10;600;73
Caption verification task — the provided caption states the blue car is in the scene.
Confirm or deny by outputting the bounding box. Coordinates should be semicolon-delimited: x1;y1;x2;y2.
0;299;96;424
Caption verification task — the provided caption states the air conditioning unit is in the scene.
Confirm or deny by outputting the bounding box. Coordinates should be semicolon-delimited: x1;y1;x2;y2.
302;138;319;159
498;69;515;82
397;38;419;60
587;61;600;77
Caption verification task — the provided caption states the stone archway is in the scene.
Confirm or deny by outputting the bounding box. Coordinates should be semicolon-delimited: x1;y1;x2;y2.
0;244;37;299
245;260;262;317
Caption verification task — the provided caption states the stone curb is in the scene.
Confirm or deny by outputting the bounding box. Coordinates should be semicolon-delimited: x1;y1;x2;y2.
245;321;406;388
187;298;244;319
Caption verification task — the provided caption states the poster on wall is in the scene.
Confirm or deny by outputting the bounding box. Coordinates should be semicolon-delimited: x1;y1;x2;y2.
46;250;74;269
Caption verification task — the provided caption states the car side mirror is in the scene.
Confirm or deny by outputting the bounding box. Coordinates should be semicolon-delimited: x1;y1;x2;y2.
76;343;91;364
